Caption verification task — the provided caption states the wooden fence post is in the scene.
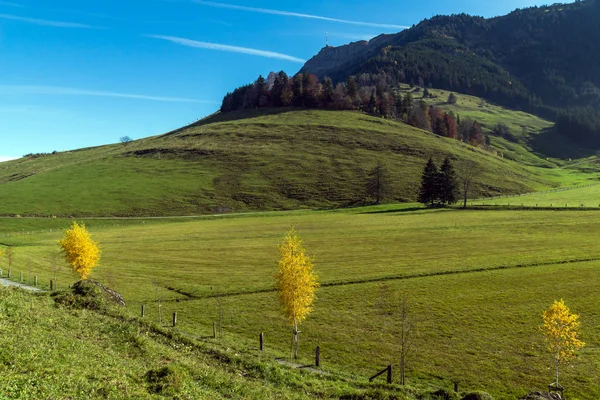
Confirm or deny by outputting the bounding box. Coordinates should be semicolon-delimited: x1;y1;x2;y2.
259;332;264;350
7;269;10;278
34;276;37;286
315;346;321;367
387;365;392;384
172;312;177;327
50;279;54;290
141;304;145;317
454;382;459;393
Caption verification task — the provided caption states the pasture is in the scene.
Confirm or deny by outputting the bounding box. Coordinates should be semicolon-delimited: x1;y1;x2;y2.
1;206;599;399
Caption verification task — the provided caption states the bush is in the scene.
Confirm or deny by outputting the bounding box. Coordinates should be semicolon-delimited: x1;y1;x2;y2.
461;392;494;400
52;280;125;311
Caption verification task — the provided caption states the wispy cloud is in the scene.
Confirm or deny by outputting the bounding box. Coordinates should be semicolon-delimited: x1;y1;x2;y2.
0;85;212;103
0;13;99;28
0;156;18;163
146;34;306;63
0;1;24;7
193;1;408;30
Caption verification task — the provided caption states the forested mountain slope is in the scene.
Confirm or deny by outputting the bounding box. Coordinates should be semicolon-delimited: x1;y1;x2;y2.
301;0;600;146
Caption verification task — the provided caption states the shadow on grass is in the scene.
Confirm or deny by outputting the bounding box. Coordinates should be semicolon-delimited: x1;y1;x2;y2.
529;127;594;159
360;207;426;215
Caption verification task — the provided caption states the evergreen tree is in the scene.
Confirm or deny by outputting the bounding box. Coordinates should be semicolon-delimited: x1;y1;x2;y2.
347;76;358;100
418;158;439;207
438;157;459;205
403;92;414;116
271;71;289;107
448;92;458;104
368;91;378;114
321;77;335;108
292;73;304;107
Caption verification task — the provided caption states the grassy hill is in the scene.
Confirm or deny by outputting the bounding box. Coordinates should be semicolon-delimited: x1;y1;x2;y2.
0;108;593;217
0;284;445;399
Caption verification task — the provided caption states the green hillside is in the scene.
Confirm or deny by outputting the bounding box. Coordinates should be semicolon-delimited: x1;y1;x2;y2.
0;285;441;399
0;108;592;217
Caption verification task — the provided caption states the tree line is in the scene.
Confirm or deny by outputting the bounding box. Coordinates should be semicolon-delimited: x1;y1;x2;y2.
221;72;487;148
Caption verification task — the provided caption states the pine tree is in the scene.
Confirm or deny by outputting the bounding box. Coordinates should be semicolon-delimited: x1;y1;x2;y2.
448;92;458;104
438;157;459;205
418;158;439;207
347;76;358;100
321;77;334;108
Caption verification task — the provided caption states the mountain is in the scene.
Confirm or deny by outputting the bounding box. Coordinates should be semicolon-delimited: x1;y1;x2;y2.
300;0;600;146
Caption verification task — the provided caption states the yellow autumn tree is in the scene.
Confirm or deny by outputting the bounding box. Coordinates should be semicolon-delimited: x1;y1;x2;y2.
541;299;585;389
59;221;101;280
275;227;319;359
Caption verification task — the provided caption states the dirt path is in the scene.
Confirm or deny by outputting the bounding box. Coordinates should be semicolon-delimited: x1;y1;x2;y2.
0;278;43;292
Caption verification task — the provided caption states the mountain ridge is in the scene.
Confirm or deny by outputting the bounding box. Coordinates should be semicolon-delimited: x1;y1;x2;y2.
299;0;600;145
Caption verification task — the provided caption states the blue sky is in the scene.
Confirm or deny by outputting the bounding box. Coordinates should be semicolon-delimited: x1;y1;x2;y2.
0;0;561;160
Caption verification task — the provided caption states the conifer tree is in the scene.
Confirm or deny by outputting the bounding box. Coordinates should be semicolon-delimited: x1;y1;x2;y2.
438;157;459;205
418;158;439;207
346;76;358;100
448;92;458;104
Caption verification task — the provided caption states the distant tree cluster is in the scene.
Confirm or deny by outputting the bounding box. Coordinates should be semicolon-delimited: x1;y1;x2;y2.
418;157;459;207
221;72;487;148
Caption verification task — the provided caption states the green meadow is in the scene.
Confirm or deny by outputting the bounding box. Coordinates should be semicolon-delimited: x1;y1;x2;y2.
1;206;599;399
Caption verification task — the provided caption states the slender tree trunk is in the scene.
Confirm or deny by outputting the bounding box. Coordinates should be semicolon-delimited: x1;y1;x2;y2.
290;325;295;360
294;320;299;360
556;358;559;388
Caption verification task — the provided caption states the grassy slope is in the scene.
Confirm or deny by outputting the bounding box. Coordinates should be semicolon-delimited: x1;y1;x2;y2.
1;206;599;399
0;287;434;400
417;87;579;166
0;108;589;217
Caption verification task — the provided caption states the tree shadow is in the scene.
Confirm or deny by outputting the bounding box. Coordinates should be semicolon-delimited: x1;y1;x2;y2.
529;127;595;159
360;207;432;215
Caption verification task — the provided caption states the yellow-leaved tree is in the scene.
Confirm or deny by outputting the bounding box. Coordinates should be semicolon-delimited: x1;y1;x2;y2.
275;228;319;359
59;221;101;280
541;299;585;390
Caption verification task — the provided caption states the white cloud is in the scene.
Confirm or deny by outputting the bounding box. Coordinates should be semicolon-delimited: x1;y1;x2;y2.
0;156;18;163
146;34;306;63
0;85;213;103
193;1;408;30
0;13;98;28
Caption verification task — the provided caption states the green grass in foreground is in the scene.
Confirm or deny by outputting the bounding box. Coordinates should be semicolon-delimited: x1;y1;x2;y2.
1;206;599;399
0;287;436;399
0;108;592;217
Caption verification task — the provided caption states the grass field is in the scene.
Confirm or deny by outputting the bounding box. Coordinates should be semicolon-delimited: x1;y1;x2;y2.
1;206;599;399
0;107;594;217
473;182;600;208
